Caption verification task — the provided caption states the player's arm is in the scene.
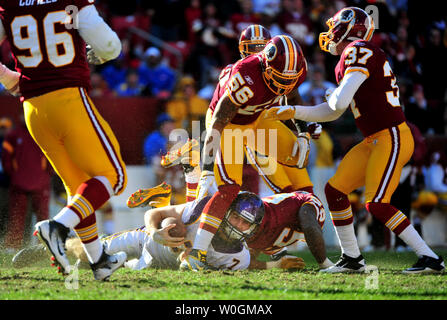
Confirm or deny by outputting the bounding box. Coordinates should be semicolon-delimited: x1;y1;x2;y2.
297;204;333;269
144;204;186;247
201;94;239;171
0;21;20;96
77;5;122;64
264;71;368;122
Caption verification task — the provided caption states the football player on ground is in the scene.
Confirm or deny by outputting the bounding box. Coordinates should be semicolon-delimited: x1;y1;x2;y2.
0;0;128;280
180;34;314;271
128;153;334;271
263;7;444;274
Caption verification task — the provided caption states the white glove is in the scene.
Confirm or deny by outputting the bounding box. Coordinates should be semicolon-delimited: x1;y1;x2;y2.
86;45;107;65
0;62;20;96
292;132;311;169
195;170;215;200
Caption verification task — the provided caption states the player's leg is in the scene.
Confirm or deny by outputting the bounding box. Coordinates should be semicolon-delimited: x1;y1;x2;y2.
321;140;370;272
181;124;242;270
364;123;444;273
26;88;127;278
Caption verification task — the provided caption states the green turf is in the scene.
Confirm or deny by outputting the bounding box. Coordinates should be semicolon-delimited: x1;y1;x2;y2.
0;250;446;300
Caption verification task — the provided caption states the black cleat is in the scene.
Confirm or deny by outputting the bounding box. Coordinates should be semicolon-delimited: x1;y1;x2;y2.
320;253;366;273
34;220;71;275
90;251;127;281
403;255;445;274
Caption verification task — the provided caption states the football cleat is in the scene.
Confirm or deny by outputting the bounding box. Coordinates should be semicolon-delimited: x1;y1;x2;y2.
12;243;47;268
127;182;172;208
161;138;200;169
34;220;71;275
90;251;127;281
319;253;366;273
179;249;215;271
402;255;445;274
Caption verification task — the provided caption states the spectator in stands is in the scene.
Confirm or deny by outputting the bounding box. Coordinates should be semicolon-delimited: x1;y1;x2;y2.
138;47;177;100
229;0;260;37
90;72;116;98
166;76;209;133
1;115;52;251
298;65;336;105
115;70;145;97
404;84;430;134
258;5;283;37
143;113;176;166
277;0;315;52
197;66;221;101
101;57;127;91
420;27;447;134
0;117;12;243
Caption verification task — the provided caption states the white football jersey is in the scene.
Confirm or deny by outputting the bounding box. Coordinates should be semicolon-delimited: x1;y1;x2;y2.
102;198;250;270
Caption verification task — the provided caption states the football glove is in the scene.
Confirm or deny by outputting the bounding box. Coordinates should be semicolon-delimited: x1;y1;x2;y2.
292;132;311;169
86;45;107;65
195;170;215;200
179;249;214;271
263;105;297;121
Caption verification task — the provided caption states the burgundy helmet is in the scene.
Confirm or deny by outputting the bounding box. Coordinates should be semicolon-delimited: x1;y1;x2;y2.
239;24;272;58
319;7;375;55
221;192;265;241
261;35;307;95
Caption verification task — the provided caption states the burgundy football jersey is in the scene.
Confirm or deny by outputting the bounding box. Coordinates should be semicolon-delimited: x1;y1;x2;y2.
209;54;306;125
335;40;406;137
0;0;93;99
247;191;325;254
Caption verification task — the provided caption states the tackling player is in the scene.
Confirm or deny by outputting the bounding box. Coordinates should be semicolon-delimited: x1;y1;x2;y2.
181;34;313;271
263;7;444;274
129;155;334;270
0;0;128;280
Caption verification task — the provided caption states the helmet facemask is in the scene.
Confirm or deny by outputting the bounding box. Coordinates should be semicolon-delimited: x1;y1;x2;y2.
220;209;261;242
262;64;302;95
239;39;269;58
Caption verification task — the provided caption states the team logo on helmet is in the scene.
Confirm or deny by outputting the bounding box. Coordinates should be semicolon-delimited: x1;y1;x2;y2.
319;7;375;55
261;35;306;95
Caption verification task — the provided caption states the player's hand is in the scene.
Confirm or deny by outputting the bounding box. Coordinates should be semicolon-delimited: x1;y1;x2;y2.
279;256;306;270
307;122;322;139
179;249;215;271
195;170;215;200
292;132;311;168
151;225;185;248
263;105;297;121
0;62;21;97
86;45;106;65
266;255;306;270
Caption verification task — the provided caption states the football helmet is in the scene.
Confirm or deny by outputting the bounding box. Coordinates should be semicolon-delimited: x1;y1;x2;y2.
261;35;307;95
319;7;375;55
239;24;272;58
221;191;265;241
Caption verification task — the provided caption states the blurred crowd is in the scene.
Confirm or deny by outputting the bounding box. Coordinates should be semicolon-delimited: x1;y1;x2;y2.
1;0;447;249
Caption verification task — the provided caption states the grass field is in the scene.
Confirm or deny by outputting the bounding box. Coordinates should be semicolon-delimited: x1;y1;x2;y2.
1;249;446;301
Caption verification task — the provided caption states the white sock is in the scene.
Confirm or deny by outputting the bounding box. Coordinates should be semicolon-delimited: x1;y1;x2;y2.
81;238;104;264
185;165;201;183
398;225;438;259
193;228;214;252
53;207;81;229
334;223;362;258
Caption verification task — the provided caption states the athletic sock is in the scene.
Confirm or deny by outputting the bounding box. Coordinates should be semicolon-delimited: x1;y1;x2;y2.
398;225;439;259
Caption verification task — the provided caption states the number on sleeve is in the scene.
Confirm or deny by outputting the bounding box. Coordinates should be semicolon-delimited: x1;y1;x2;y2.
383;61;400;107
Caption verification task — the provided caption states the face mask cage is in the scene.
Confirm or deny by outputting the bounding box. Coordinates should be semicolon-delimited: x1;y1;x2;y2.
263;65;302;95
221;210;259;242
239;40;269;58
